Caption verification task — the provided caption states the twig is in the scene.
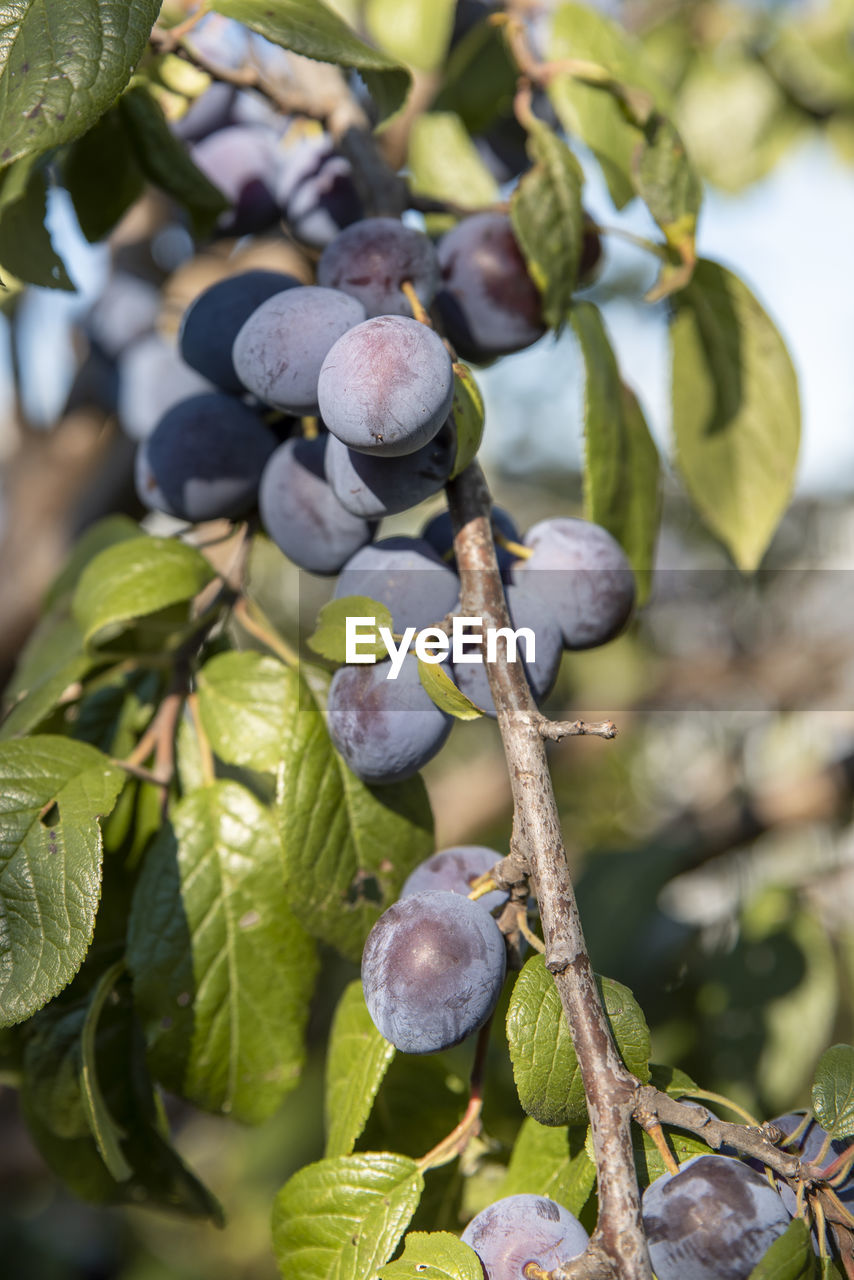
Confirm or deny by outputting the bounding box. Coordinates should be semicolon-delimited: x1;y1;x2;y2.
447;462;652;1280
233;597;300;667
537;716;618;741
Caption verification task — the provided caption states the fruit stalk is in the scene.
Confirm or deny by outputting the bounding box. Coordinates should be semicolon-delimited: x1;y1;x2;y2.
446;462;652;1280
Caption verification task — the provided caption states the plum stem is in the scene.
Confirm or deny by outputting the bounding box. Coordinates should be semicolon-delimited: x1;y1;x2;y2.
400;280;431;327
636;1116;680;1176
232;597;299;667
416;1017;492;1172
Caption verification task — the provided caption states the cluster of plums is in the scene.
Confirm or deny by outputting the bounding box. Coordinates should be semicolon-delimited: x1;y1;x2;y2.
128;202;628;787
363;845;853;1277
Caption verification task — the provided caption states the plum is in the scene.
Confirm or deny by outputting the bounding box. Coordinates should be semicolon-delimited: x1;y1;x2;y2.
317;217;439;318
259;435;375;575
324;419;456;520
180;269;300;393
461;1193;588;1279
232;285;366;414
361;889;506;1052
318;316;454;457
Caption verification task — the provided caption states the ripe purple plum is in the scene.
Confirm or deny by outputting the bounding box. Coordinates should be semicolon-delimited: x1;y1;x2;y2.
514;518;635;650
259;436;375;575
318;316;454;457
452;583;562;716
324;419;456;520
435;213;545;362
361;889;506;1052
642;1154;791;1280
401;846;508;914
327;656;452;786
118;333;212;442
317;218;439;318
180;270;300;393
277;133;363;248
334;536;459;632
232;286;366;414
135;393;277;522
173;82;237;143
461;1194;589;1279
191;125;281;235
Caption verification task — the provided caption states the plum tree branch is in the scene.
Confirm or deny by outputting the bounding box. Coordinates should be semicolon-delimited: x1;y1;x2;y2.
446;462;652;1280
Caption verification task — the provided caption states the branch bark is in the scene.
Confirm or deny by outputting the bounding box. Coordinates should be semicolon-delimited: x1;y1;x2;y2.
446;463;653;1280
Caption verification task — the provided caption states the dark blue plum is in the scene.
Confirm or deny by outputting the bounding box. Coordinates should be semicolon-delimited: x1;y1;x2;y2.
361;889;506;1053
277;133;363;248
183;13;249;70
191;125;281;235
317;218;439;318
259;436;375;575
514;518;635;650
324;419;456;520
85;272;160;359
180;270;300;393
452;583;562;717
421;505;519;574
461;1194;589;1279
436;213;545;363
135;393;277;522
231;285;366;414
318;316;454;457
334;537;459;632
327;655;453;786
642;1154;791;1280
118;333;212;442
401;846;508;915
172;82;237;143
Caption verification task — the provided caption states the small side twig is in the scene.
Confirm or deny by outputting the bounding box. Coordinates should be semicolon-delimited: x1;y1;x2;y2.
537;716;618;741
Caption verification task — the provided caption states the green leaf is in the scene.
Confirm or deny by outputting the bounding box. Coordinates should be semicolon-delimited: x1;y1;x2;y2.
79;961;132;1181
0;155;72;289
501;1118;595;1216
72;536;215;645
407;112;499;213
119;81;229;236
748;1218;815;1280
647;1063;698;1098
325;980;395;1158
631;1125;713;1188
210;0;411;123
432;18;516;136
547;3;653;209
633;113;701;274
273;1152;423;1280
0;0;162;170
308;597;394;665
62;107;145;242
571;301;660;604
670;260;800;571
278;665;434;961
449;363;485;480
506;955;651;1126
380;1232;484;1280
510;117;584;330
812;1045;854;1139
197;650;293;773
127;780;317;1124
0;644;94;740
44;516;141;609
364;0;455;72
20;978;223;1219
418;659;483;721
0;737;124;1027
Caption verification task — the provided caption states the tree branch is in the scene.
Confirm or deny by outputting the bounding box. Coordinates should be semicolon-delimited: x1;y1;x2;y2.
446;462;652;1280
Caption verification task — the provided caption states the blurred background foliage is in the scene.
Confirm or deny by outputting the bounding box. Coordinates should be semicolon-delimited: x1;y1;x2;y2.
3;0;854;1274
